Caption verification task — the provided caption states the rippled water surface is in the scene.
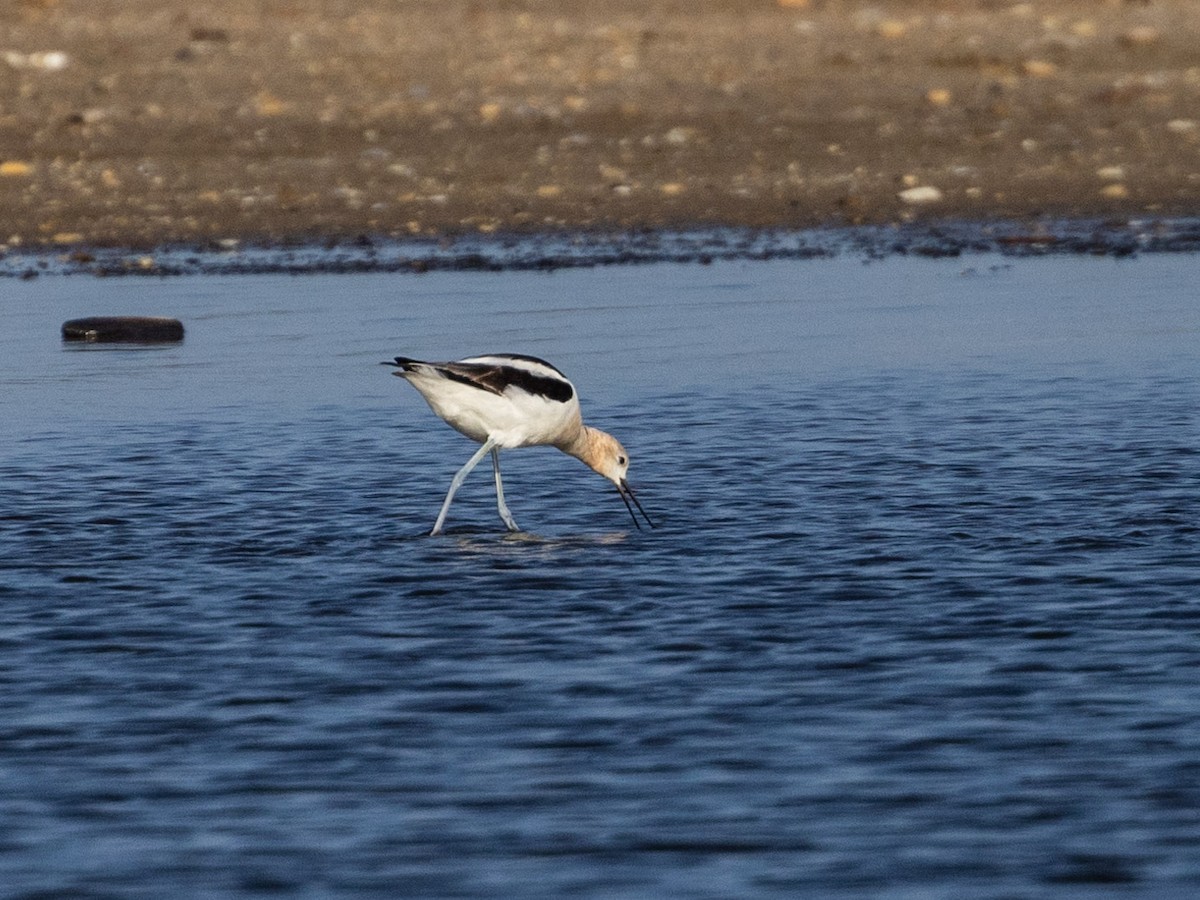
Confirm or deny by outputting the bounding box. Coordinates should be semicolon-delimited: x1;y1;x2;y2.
3;255;1199;897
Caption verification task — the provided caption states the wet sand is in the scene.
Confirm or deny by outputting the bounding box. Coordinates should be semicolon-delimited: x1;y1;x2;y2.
2;0;1199;250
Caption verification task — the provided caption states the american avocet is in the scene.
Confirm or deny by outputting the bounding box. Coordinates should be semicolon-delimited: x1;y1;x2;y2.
383;354;653;535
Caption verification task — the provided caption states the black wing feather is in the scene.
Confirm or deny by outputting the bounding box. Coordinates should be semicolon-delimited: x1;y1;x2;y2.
384;355;573;403
445;362;574;403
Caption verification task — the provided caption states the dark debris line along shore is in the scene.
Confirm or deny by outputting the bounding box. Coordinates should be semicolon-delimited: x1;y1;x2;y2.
5;219;1200;279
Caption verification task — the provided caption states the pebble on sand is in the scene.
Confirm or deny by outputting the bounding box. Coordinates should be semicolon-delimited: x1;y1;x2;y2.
0;161;33;177
252;92;287;117
1118;26;1161;48
2;50;69;70
664;127;698;146
1022;60;1058;78
898;185;943;204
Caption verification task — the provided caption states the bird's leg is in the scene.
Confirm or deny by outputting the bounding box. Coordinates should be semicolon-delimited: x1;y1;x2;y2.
431;438;495;535
491;447;520;532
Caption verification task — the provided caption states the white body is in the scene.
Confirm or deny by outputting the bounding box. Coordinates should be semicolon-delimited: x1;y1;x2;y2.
399;355;582;449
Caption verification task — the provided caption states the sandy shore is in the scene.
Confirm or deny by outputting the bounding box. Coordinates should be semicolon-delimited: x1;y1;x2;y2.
2;0;1199;250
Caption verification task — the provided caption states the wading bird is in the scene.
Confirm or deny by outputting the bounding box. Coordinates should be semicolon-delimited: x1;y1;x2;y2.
384;354;653;535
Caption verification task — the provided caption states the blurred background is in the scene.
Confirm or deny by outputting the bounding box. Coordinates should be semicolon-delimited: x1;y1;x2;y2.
1;0;1197;247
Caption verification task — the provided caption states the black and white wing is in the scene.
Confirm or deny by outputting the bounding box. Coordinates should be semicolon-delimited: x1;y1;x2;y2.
388;354;575;403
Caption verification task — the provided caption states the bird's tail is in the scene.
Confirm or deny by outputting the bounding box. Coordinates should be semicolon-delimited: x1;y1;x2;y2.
382;356;421;371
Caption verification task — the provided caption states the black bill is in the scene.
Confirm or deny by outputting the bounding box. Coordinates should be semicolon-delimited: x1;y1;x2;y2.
618;479;655;530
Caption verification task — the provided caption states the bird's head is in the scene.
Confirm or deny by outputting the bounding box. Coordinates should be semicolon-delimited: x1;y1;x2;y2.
583;429;630;484
578;428;654;529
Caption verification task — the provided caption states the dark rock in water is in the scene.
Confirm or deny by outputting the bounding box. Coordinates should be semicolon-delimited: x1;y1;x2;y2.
62;316;184;343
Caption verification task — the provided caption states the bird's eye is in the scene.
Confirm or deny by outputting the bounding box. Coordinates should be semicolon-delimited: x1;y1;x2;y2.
618;455;627;465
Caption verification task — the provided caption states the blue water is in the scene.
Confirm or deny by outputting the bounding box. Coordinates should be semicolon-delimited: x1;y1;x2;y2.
2;255;1199;897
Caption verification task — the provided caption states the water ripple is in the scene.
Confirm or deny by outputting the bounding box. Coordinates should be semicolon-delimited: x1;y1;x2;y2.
4;259;1200;896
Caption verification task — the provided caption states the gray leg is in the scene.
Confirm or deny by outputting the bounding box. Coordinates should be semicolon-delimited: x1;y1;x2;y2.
492;447;520;532
431;438;495;535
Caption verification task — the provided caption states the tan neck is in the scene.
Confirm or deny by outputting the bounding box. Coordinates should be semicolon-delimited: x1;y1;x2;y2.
560;425;605;470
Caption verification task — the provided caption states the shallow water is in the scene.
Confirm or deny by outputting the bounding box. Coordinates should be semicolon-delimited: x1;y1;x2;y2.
2;256;1199;897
